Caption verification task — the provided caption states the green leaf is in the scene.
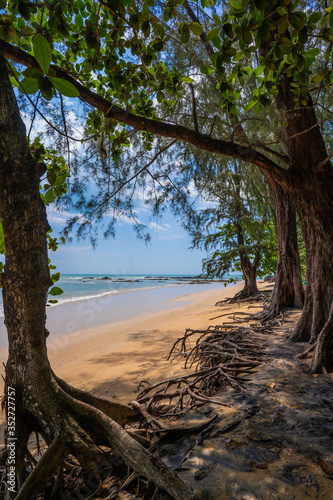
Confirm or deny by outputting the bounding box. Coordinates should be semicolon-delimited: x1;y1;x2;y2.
229;0;249;10
33;33;52;74
0;0;7;9
289;12;306;32
41;76;53;100
241;26;252;44
305;48;320;58
312;72;324;84
19;77;39;94
298;27;308;44
75;13;83;27
49;286;63;296
182;75;194;83
279;37;293;51
213;14;221;25
181;25;190;44
189;22;203;36
51;272;60;283
242;66;252;75
47;170;57;186
233;52;243;61
54;174;67;186
254;65;265;76
223;23;233;38
200;65;214;75
308;12;322;25
49;77;80;97
329;9;333;27
44;188;55;204
244;100;256;112
207;27;220;41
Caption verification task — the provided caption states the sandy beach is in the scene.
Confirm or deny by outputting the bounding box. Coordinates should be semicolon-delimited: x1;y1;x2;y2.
0;281;245;404
2;282;332;499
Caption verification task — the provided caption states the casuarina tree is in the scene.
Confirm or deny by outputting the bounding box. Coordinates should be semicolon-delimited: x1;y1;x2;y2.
0;0;333;496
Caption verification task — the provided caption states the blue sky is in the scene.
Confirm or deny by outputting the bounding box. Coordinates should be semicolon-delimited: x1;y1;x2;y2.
47;204;207;275
20;98;211;276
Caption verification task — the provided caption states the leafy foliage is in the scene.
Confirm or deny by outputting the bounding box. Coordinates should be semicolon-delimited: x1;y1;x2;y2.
200;219;277;280
2;0;331;266
189;159;277;280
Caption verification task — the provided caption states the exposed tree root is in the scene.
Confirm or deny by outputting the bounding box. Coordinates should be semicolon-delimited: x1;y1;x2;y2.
212;289;288;330
15;437;68;500
215;289;272;307
256;304;283;325
4;372;195;500
136;325;267;417
53;371;140;425
296;342;317;360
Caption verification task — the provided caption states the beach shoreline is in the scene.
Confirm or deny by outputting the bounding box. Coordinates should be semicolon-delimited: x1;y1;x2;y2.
0;280;244;403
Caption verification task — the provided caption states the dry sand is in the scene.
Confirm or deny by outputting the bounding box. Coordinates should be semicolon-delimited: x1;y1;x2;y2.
46;282;247;404
0;281;245;404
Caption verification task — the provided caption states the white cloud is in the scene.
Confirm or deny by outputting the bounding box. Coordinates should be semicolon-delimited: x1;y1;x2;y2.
115;213;142;225
158;233;184;241
47;207;87;226
47;208;70;226
149;222;171;231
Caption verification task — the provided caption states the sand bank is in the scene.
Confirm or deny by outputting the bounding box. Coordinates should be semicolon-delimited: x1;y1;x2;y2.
0;281;244;402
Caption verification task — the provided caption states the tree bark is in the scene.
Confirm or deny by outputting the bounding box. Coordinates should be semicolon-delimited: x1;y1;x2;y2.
271;80;333;372
232;220;260;301
241;255;260;297
0;51;194;500
259;179;304;322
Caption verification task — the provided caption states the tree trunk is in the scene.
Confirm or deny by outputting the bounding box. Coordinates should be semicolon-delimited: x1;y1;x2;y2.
270;76;333;372
288;167;333;372
0;51;194;500
259;179;304;322
229;222;260;302
240;254;260;297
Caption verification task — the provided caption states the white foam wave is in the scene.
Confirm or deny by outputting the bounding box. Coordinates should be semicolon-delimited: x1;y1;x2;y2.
47;289;119;307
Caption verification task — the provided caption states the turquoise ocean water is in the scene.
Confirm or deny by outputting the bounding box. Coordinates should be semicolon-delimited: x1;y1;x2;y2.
0;274;242;347
0;273;242;317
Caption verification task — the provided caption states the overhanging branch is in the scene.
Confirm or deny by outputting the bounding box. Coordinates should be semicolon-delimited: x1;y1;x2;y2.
0;40;288;184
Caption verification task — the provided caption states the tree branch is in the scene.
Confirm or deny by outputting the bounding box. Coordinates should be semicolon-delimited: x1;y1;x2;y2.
189;84;199;133
183;0;214;58
0;40;287;184
252;144;289;165
317;150;333;170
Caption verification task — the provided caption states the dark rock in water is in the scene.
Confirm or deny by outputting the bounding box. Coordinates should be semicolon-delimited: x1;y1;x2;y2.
81;277;95;280
194;464;216;481
100;276;111;280
278;465;319;488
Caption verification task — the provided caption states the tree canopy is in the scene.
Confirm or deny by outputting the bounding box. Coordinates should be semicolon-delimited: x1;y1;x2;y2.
3;0;331;180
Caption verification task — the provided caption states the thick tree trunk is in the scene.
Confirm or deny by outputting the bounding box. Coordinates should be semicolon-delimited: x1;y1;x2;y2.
259;179;304;322
258;32;333;371
230;222;259;302
0;52;194;500
270;73;333;372
241;255;259;297
289;169;333;359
